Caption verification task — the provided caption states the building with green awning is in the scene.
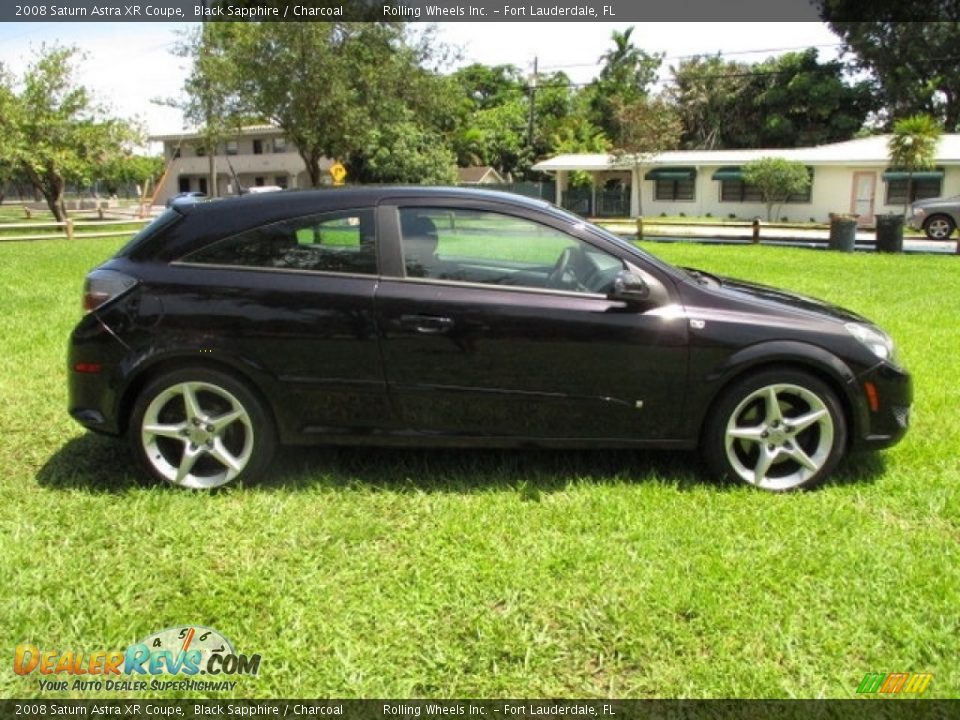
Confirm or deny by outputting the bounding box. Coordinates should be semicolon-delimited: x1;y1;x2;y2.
532;134;960;223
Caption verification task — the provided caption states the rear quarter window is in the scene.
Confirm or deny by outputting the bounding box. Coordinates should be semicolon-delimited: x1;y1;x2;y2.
181;208;377;275
115;209;183;257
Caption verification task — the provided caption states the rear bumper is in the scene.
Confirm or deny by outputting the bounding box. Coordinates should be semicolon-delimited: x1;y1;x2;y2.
67;314;126;436
850;361;912;451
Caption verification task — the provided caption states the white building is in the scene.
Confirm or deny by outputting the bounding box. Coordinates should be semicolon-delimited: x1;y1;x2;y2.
150;125;334;202
532;134;960;224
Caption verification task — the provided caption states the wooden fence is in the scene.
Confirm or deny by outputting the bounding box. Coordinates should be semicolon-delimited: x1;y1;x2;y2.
0;217;153;243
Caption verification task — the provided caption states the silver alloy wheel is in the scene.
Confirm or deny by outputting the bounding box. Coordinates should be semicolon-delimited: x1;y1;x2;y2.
724;383;834;491
140;381;254;489
926;217;954;239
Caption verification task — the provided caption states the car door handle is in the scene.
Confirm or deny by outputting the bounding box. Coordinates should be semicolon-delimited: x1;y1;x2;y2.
400;314;454;334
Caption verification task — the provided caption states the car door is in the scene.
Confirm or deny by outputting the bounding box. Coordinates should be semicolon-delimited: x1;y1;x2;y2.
176;206;393;438
373;199;690;441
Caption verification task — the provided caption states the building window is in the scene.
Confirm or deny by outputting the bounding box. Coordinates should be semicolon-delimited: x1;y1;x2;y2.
655;179;695;201
720;180;762;203
885;174;942;205
253;139;264;155
275;175;288;189
717;167;813;203
225;141;239;156
254;176;265;186
195;144;206;158
273;137;287;153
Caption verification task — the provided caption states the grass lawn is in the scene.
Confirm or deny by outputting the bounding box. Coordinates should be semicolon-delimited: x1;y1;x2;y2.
1;235;958;699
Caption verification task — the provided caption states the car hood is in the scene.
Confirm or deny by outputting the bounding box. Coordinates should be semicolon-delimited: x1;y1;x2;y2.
707;273;869;325
912;195;959;209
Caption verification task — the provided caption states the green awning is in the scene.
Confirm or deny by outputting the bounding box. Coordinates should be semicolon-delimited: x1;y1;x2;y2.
882;169;945;181
644;167;696;181
711;166;743;181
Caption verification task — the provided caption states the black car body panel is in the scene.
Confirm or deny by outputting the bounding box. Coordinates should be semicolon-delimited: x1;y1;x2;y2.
68;187;912;487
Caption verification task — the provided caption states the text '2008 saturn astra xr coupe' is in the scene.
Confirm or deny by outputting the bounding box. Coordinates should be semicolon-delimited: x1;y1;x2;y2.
68;187;911;491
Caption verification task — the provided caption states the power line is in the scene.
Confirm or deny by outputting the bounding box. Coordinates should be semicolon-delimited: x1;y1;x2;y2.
536;42;845;72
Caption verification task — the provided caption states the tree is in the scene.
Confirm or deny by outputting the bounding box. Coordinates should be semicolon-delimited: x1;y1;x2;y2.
587;26;662;140
169;24;251;198
182;22;455;188
349;112;457;185
888;114;942;215
0;46;138;221
818;10;960;130
668;49;874;150
668;55;749;150
95;154;164;197
547;102;610;188
450;64;579;179
742;158;812;221
611;97;683;216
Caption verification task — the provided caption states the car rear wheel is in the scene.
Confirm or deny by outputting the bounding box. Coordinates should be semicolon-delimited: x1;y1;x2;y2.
129;368;275;489
703;369;847;491
923;214;955;240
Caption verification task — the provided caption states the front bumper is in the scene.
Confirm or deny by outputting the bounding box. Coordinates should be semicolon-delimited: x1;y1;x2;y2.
851;361;912;451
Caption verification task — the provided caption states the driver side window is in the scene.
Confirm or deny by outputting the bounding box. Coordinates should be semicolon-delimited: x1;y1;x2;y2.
398;207;622;294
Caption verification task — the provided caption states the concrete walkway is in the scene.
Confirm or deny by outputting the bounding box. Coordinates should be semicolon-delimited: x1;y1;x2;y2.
596;220;960;255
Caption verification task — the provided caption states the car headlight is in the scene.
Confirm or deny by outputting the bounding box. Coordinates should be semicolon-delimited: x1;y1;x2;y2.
845;322;895;361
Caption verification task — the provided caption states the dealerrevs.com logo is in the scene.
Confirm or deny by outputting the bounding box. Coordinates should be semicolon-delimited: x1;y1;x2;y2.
857;672;934;696
14;626;261;692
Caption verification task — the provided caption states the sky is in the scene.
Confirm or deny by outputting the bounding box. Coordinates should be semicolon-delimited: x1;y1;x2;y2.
0;21;844;140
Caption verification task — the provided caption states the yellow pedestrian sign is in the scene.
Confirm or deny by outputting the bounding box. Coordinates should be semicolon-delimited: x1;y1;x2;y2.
329;162;347;185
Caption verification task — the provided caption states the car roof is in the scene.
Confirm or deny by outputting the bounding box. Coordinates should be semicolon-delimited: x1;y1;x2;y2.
172;186;556;220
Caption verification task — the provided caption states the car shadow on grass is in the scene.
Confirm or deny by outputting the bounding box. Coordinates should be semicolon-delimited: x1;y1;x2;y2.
258;444;710;494
36;433;149;493
36;433;888;495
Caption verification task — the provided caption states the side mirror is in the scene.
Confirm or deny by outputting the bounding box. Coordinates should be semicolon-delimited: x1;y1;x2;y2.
609;269;650;304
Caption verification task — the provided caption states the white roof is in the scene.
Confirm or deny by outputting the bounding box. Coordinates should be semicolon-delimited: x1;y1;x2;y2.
150;124;282;142
533;134;960;172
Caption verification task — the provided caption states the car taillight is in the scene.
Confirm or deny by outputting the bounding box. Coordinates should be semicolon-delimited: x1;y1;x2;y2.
83;269;137;313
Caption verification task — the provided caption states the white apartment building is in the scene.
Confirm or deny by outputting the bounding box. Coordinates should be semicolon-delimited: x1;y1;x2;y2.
150;125;335;202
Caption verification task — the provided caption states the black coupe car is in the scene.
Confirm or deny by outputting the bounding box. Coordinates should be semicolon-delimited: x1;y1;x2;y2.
69;187;911;491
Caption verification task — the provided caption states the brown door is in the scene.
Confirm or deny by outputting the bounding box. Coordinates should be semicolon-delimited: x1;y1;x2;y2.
851;172;877;224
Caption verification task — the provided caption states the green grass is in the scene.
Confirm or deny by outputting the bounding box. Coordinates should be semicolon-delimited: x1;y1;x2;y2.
1;236;958;699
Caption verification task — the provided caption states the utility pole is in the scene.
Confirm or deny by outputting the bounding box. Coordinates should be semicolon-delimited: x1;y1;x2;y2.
527;56;538;151
202;5;218;198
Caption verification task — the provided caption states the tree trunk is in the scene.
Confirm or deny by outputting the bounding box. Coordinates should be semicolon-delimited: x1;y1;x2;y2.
634;161;643;217
208;152;218;199
300;150;323;188
40;169;68;222
903;172;913;217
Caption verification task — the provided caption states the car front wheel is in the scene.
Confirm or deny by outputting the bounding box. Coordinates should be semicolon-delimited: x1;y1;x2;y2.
129;367;275;489
923;214;955;240
703;369;847;491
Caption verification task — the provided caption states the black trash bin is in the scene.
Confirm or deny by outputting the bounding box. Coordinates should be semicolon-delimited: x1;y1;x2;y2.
876;213;905;253
828;213;858;252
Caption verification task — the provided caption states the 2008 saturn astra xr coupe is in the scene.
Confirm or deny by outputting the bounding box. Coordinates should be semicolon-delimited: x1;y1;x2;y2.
68;187;911;491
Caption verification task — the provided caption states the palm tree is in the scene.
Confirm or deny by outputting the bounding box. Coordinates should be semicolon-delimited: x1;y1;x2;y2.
888;114;942;216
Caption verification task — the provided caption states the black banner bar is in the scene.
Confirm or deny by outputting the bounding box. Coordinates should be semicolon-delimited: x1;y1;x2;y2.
2;700;960;720
3;0;948;23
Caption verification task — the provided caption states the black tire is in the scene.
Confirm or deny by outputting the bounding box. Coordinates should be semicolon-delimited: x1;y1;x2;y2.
702;368;847;491
923;214;955;240
128;367;275;489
